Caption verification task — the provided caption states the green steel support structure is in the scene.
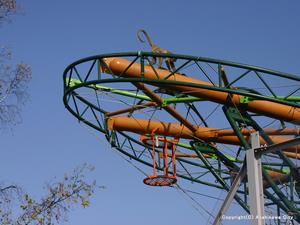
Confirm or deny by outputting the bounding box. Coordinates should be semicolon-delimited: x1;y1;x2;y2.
63;52;300;223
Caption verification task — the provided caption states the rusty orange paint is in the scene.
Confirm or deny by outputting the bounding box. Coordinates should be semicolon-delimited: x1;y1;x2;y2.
107;117;300;153
217;127;300;136
159;152;211;158
283;151;300;159
105;102;157;117
266;170;286;178
101;57;300;124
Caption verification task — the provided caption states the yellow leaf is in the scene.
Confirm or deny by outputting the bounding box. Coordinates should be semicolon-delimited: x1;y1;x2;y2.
81;200;90;208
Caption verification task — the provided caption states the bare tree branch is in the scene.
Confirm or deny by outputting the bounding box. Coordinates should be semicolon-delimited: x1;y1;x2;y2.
0;3;100;225
0;164;100;225
0;0;17;24
0;185;18;192
0;47;32;127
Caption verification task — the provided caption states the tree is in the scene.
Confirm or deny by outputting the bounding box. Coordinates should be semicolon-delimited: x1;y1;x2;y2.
0;0;32;128
0;164;99;225
0;1;99;224
0;0;17;24
0;46;32;127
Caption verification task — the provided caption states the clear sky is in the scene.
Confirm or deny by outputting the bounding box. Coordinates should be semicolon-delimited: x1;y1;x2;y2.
1;1;300;225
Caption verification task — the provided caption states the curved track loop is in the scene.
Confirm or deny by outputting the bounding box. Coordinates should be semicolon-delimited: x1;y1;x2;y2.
63;52;300;224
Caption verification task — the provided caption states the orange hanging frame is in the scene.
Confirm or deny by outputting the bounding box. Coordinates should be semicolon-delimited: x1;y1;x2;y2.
140;129;177;186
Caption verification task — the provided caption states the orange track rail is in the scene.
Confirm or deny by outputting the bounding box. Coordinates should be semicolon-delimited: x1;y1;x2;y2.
102;57;300;124
107;117;300;154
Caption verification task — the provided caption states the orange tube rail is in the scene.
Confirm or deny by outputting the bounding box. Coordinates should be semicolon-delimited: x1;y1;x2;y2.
101;57;300;124
107;117;300;153
217;127;300;136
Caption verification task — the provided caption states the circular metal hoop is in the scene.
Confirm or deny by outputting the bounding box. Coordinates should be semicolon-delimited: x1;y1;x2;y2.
143;175;177;187
140;135;177;148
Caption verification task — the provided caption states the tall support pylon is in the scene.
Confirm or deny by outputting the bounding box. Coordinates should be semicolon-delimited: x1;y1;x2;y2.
213;132;265;225
247;132;265;225
213;134;300;224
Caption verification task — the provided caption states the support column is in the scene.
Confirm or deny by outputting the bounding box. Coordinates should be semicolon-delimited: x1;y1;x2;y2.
247;131;265;225
212;131;265;225
212;163;247;225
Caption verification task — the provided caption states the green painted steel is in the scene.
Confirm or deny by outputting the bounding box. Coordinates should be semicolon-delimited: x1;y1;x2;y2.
240;95;300;103
63;52;300;82
223;105;300;222
68;78;152;101
68;78;205;104
65;78;300;109
63;52;300;224
191;142;250;213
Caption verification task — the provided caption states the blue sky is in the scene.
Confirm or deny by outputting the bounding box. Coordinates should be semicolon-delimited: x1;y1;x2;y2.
1;1;300;225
